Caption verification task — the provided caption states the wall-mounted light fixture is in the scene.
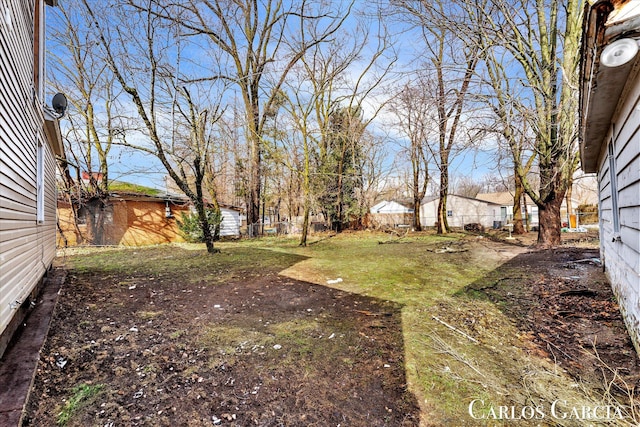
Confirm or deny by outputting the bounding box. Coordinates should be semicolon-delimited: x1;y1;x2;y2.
601;38;639;68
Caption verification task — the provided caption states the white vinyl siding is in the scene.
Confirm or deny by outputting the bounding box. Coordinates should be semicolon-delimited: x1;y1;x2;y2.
219;208;241;237
607;142;620;234
597;72;640;353
0;0;59;350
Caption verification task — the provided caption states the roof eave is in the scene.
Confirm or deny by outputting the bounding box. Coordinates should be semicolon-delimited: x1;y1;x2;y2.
43;108;65;158
580;1;640;173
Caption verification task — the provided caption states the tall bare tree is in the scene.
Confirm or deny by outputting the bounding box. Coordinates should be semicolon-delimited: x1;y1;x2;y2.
48;0;136;244
481;62;538;234
394;0;482;234
471;0;583;246
81;0;225;253
280;13;393;243
390;77;434;231
138;0;354;232
49;1;117;197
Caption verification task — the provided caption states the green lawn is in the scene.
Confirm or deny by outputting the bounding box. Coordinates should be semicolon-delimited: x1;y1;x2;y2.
56;232;626;426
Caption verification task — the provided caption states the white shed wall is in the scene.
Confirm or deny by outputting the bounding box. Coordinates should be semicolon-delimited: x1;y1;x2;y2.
219;208;241;237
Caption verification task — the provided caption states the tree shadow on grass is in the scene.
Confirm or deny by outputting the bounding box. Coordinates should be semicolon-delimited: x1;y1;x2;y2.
25;246;421;426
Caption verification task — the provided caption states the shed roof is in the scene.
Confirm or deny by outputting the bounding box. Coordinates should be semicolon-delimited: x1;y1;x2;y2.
370;200;413;213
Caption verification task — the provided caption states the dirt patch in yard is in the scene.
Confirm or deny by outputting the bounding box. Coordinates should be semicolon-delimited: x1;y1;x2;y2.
21;233;640;426
463;244;640;407
22;247;419;426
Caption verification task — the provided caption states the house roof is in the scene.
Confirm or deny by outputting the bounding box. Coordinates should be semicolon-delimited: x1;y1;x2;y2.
580;0;640;172
108;192;242;211
475;192;534;206
420;194;502;206
109;192;190;204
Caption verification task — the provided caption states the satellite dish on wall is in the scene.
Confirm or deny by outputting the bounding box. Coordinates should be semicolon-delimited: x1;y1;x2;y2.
601;38;639;68
51;92;68;116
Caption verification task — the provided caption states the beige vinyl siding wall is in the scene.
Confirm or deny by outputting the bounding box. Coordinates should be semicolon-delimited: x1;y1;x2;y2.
0;1;57;342
420;195;498;228
598;69;640;353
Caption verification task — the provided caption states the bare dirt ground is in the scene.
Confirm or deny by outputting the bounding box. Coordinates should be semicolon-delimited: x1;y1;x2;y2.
22;248;420;427
21;231;640;426
464;231;640;407
492;231;638;381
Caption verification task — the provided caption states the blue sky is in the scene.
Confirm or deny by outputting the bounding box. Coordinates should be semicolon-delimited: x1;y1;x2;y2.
46;0;510;194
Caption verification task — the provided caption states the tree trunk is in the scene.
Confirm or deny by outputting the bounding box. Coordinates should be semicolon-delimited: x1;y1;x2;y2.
436;168;449;234
523;201;530;232
194;165;216;253
565;179;574;226
412;154;424;231
335;156;345;232
512;174;526;234
248;134;262;234
300;202;310;247
205;173;222;241
195;200;217;254
536;196;563;247
413;196;422;231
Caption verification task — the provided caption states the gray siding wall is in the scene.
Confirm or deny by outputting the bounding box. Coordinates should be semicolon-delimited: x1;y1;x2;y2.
598;69;640;353
0;1;58;344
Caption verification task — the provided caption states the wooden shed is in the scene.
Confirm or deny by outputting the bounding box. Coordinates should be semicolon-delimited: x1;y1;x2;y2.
0;0;64;358
57;193;242;246
57;193;192;246
580;0;640;353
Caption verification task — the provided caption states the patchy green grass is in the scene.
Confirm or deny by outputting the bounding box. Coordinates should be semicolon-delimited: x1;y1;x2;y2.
56;383;104;426
57;243;307;283
54;232;617;425
219;232;615;425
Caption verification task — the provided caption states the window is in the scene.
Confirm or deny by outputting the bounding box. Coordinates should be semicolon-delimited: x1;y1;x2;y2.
608;141;620;235
446;210;453;217
36;140;45;223
500;206;507;220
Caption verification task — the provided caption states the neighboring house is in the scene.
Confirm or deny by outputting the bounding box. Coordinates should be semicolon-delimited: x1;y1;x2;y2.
476;192;540;228
420;195;501;229
0;0;64;358
476;191;581;229
369;200;413;228
80;171;104;186
57;192;242;246
580;1;640;353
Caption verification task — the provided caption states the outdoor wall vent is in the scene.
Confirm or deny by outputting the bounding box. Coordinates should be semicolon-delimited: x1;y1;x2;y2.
601;38;639;68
